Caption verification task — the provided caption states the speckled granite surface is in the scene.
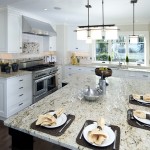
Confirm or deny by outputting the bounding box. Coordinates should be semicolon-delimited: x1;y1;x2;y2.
0;70;32;78
4;74;150;150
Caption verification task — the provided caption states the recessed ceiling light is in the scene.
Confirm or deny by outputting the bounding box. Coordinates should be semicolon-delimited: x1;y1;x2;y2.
44;8;48;11
54;7;61;10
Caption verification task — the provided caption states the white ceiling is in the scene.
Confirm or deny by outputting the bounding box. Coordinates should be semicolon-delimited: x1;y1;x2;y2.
0;0;150;26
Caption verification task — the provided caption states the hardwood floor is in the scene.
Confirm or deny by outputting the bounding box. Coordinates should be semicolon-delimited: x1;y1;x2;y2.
0;121;69;150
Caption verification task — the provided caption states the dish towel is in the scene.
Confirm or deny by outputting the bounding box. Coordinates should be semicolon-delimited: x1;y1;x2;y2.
36;108;64;126
133;110;150;120
88;118;108;145
132;94;150;102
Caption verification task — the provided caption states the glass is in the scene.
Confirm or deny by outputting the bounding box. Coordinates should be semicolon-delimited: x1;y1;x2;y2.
128;36;144;63
111;36;126;62
96;40;108;61
37;81;44;91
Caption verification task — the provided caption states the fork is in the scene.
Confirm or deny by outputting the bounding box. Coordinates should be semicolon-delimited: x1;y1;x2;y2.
136;121;150;128
79;122;88;139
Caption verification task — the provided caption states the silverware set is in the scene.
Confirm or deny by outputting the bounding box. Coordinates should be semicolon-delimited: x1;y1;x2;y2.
128;110;150;128
58;118;72;133
113;130;117;150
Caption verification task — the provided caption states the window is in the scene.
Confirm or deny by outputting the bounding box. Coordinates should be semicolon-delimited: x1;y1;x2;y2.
111;36;126;62
128;36;144;64
95;35;145;64
96;40;108;61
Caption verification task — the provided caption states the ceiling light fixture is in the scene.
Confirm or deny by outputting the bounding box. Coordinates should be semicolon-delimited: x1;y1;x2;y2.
129;0;138;43
76;0;118;42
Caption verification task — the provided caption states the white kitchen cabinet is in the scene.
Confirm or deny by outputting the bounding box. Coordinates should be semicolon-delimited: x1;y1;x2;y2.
64;65;95;79
49;36;56;51
57;66;62;89
0;73;32;119
0;7;22;53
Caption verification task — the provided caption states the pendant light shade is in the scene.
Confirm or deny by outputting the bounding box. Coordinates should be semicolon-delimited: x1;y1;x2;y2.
129;35;138;43
105;27;118;40
129;0;138;43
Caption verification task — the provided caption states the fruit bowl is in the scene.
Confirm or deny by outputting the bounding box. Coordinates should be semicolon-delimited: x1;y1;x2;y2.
95;67;112;78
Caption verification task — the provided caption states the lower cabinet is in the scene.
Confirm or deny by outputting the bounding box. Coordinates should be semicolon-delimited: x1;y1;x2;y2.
0;73;32;119
64;65;95;79
57;66;62;89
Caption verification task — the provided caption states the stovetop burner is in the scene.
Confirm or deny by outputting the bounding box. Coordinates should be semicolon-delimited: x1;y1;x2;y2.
21;64;55;71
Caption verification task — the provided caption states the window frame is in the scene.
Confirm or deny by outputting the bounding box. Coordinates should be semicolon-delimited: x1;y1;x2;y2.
92;31;149;66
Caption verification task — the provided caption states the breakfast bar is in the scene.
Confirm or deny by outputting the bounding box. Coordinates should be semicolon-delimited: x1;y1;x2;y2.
4;74;150;150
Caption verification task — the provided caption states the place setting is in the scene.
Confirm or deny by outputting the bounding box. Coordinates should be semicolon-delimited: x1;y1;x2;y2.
129;94;150;107
76;118;120;150
30;108;75;136
127;109;150;131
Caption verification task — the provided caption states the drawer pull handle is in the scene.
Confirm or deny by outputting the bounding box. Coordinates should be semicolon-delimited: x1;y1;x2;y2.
19;94;24;97
19;103;23;106
19;79;23;82
19;87;23;89
143;75;148;77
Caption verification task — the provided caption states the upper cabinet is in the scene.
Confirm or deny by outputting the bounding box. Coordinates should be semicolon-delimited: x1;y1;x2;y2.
0;8;22;53
49;36;56;51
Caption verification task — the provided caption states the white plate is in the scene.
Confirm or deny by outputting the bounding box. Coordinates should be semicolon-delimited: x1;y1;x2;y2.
133;111;150;125
134;96;150;104
83;123;115;147
42;112;67;128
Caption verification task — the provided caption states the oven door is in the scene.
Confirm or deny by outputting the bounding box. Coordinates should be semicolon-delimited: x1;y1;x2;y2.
34;77;47;97
47;73;58;92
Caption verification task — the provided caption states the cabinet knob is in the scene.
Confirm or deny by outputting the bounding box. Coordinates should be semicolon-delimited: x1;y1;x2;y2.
19;87;23;89
20;47;22;49
19;79;23;82
19;94;24;97
19;103;23;106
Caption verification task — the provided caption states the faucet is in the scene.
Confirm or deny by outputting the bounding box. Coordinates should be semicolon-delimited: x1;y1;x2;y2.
98;78;106;94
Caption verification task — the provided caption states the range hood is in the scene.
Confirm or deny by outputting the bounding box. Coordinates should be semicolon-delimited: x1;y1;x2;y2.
22;16;57;36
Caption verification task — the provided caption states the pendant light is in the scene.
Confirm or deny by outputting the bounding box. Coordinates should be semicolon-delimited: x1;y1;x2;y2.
76;0;118;41
129;0;138;43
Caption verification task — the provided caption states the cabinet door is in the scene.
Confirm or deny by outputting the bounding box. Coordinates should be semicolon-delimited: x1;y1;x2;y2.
6;74;32;117
0;79;5;117
7;12;22;53
57;66;62;89
0;9;7;52
49;36;56;51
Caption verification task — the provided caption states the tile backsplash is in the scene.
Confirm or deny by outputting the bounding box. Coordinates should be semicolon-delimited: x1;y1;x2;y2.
22;42;40;54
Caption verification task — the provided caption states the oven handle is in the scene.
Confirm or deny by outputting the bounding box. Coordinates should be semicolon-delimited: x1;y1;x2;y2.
34;74;56;83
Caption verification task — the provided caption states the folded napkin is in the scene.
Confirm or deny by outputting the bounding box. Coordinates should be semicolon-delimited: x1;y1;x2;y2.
133;110;150;120
132;94;150;102
36;108;64;126
88;118;108;145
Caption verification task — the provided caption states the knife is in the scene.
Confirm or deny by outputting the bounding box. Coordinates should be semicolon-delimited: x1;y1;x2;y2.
113;130;117;150
59;118;71;133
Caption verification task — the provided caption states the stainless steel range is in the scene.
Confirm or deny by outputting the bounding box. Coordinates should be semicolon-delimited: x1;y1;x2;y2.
19;59;58;103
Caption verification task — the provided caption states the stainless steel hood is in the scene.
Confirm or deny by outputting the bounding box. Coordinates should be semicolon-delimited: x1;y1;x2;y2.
22;16;57;36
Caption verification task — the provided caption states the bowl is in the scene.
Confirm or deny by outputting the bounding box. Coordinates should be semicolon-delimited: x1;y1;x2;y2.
95;68;112;78
83;87;102;101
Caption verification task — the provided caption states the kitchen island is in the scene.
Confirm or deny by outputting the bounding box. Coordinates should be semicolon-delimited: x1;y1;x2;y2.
4;74;150;150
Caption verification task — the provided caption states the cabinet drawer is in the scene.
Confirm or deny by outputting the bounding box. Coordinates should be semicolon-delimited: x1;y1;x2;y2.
7;91;27;107
7;99;32;118
7;74;32;94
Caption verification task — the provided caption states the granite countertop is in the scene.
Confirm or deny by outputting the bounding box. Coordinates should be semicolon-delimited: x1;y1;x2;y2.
4;74;150;150
0;70;32;79
66;64;150;73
